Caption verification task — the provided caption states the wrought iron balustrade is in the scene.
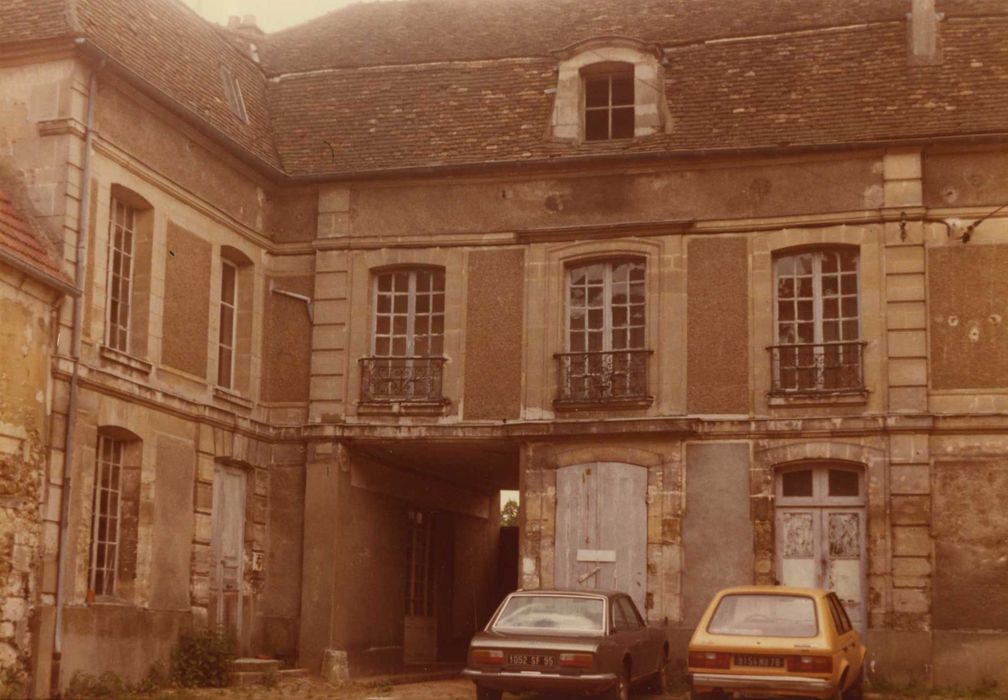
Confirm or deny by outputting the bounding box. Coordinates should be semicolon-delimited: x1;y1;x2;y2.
359;356;446;403
555;349;652;404
769;341;866;394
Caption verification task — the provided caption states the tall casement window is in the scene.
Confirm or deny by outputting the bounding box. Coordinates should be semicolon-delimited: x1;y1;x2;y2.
217;260;238;389
556;259;651;406
584;63;634;141
89;435;124;596
106;199;136;352
771;248;864;393
361;267;446;403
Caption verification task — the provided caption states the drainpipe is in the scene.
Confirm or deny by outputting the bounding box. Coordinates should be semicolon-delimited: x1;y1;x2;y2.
51;63;98;697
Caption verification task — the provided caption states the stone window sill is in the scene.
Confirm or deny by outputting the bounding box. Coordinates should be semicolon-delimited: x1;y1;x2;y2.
357;399;450;416
213;386;253;410
553;396;654;412
768;390;868;408
99;345;153;377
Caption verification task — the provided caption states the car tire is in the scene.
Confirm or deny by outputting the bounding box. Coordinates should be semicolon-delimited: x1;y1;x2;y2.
605;666;630;700
842;670;864;700
476;686;502;700
647;657;668;694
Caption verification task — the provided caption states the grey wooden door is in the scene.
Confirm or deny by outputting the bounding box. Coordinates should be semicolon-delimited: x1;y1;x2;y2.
555;463;647;613
775;465;866;632
211;466;246;638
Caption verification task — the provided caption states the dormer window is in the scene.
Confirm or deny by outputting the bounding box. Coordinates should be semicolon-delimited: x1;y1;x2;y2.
549;36;669;144
219;65;248;123
584;63;635;141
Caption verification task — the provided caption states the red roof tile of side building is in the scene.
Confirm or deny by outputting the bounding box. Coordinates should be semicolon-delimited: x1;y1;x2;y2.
0;188;75;294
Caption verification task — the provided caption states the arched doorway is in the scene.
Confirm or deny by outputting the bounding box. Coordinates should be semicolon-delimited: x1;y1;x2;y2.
775;462;867;632
555;462;647;612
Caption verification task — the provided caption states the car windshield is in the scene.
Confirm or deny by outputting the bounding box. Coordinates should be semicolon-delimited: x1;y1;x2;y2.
707;594;818;637
492;595;605;634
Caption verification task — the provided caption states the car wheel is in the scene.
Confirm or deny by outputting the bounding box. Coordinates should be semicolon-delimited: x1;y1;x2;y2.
476;686;502;700
647;657;668;694
842;670;864;700
605;667;630;700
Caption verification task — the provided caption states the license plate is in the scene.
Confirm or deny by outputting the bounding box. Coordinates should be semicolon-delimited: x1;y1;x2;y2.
734;654;784;668
507;654;556;666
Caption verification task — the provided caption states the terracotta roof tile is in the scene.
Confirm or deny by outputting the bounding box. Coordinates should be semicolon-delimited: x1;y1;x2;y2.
0;188;70;288
75;0;280;169
0;0;69;45
269;17;1008;175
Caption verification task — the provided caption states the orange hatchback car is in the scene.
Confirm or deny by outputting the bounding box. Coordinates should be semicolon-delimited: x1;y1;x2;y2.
687;586;865;700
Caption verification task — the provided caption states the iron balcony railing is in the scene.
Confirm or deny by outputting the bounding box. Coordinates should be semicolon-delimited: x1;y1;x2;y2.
359;356;446;403
555;349;653;404
769;341;867;394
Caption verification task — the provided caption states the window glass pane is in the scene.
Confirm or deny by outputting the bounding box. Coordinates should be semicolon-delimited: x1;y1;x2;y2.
585;77;609;107
611;76;634;106
611;107;634;138
841;274;857;294
782;470;813;497
585;110;608;141
839;249;858;272
221;264;236;304
828;469;860;497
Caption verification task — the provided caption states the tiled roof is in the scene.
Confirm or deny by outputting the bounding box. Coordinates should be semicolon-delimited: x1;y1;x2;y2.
269;16;1008;176
2;0;1008;178
75;0;280;170
0;187;71;289
259;0;910;73
0;0;69;44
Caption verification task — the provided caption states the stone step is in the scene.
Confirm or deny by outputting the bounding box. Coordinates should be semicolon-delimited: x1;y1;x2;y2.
230;657;282;673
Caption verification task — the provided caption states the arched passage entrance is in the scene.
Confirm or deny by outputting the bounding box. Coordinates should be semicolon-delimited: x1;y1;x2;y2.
775;462;867;632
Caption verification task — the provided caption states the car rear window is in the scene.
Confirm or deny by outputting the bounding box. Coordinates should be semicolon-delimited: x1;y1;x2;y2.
492;595;605;634
707;594;818;638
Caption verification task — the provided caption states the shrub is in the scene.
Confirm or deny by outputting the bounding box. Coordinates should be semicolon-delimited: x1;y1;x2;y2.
169;627;237;688
65;671;130;699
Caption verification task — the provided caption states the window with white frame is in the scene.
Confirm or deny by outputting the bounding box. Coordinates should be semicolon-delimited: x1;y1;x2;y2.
220;65;248;123
106;199;136;352
89;435;124;597
362;268;446;403
558;259;649;403
583;63;635;141
772;248;863;393
217;260;238;389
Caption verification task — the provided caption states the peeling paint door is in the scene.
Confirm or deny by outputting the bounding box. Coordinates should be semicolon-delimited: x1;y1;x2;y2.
775;465;866;632
555;463;647;613
211;466;246;640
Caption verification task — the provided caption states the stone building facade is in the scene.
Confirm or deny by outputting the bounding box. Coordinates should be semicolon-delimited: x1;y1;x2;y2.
1;0;1008;696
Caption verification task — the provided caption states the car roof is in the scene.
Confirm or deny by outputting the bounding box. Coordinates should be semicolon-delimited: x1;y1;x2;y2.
713;585;830;598
511;588;622;600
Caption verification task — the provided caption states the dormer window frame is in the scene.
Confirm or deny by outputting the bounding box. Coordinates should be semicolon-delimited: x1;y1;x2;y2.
219;65;249;124
582;62;636;142
548;36;669;145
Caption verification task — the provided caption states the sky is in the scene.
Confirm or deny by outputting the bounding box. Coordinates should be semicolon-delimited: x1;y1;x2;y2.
182;0;381;32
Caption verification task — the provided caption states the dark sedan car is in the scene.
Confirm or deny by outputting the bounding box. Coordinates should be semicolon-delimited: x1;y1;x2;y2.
463;589;668;700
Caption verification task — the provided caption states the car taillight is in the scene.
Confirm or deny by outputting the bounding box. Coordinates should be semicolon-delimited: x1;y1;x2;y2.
472;649;504;665
786;655;833;673
558;652;593;669
688;651;731;669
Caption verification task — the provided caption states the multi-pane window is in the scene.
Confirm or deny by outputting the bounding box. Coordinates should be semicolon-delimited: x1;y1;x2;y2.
89;436;124;597
372;268;445;357
217;261;238;389
772;248;863;392
558;259;649;403
362;268;446;403
584;66;635;141
106;199;136;352
220;65;248;123
568;260;645;353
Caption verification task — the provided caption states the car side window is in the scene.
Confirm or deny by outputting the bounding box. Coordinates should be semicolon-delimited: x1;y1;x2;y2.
831;594;854;633
617;597;644;630
826;594;849;634
612;600;632;632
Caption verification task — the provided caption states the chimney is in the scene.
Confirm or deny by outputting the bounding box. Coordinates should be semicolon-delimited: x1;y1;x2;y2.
238;14;263;35
227;15;241;29
908;0;943;65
